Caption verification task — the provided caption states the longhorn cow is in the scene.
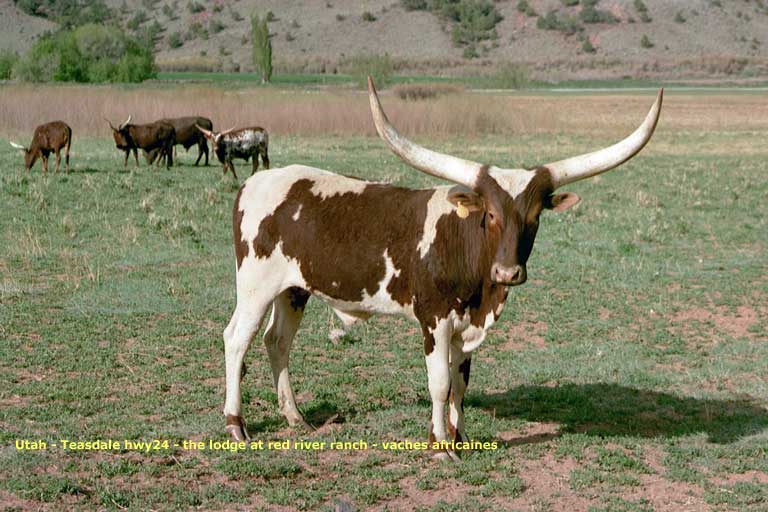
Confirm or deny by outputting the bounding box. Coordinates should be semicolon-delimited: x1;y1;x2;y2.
222;78;663;460
10;121;72;173
196;125;269;180
106;116;176;169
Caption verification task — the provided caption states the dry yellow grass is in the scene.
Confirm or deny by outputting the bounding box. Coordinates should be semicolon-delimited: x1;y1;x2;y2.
0;84;767;140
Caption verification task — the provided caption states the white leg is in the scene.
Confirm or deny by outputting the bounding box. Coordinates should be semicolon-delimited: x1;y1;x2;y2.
223;297;271;441
263;288;310;428
423;317;458;461
449;341;471;445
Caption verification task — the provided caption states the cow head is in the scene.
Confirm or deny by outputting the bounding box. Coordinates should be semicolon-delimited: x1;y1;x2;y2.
9;141;36;170
106;116;133;149
367;77;662;286
196;124;237;158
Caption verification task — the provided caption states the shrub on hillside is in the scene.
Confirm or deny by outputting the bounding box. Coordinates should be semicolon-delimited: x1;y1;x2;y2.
399;0;502;49
640;34;653;49
400;0;427;10
13;24;155;83
537;10;583;34
517;0;537;16
16;0;113;27
580;0;618;24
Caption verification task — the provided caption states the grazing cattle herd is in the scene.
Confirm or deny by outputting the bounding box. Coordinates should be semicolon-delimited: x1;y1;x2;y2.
11;114;267;176
7;78;663;461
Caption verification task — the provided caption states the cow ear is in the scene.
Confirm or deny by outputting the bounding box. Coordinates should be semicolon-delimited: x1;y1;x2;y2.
547;192;581;212
447;187;486;214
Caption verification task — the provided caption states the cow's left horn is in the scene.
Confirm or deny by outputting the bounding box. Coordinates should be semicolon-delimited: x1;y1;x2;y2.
368;76;483;190
547;89;663;188
196;124;214;138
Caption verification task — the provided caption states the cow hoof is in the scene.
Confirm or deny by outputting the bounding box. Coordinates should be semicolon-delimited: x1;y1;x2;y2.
432;449;461;463
225;415;250;441
287;416;313;431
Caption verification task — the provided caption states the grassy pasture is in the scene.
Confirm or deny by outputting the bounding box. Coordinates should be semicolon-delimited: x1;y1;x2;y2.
1;89;767;511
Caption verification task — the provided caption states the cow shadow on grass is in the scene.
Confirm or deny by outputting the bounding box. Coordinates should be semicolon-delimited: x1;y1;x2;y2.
468;383;768;445
247;400;343;433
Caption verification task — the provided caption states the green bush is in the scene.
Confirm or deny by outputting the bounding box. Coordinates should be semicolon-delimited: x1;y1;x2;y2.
634;0;652;22
187;0;204;13
0;50;19;80
400;0;427;10
399;0;502;48
537;10;583;34
582;38;596;53
16;0;113;27
13;24;155;83
561;0;579;5
127;9;148;30
517;0;537;16
361;11;376;22
344;53;393;89
168;31;183;48
489;61;529;89
580;0;618;23
640;34;653;48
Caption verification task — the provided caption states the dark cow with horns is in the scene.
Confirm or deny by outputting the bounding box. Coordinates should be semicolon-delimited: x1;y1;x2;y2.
106;116;175;169
222;78;663;461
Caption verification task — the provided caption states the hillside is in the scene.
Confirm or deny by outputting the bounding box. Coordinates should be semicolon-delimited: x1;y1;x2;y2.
4;0;768;81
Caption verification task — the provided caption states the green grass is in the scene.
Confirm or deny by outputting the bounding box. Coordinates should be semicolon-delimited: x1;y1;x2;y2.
1;120;767;510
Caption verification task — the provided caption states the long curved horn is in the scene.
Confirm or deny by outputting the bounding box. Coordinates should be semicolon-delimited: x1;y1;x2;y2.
119;115;132;130
104;117;117;131
196;124;215;138
10;141;26;150
547;89;663;188
219;126;237;136
368;76;483;190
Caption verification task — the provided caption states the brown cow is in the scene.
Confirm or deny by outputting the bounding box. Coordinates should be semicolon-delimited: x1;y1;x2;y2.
147;116;213;166
221;78;662;461
106;116;175;169
10;121;72;173
196;125;269;179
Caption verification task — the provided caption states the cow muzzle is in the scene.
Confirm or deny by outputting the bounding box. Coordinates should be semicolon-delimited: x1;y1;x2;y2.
491;263;527;286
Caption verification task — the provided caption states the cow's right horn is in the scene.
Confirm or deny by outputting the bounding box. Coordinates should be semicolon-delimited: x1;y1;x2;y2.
10;141;26;150
546;89;663;188
119;115;132;130
368;76;483;190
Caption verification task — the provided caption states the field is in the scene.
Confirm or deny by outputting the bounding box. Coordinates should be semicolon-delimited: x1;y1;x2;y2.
1;87;767;511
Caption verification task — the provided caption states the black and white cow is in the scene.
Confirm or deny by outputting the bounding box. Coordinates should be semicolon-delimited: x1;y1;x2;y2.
196;125;269;179
221;78;662;460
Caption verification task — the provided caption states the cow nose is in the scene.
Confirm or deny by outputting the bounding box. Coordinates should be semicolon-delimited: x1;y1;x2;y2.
491;264;527;286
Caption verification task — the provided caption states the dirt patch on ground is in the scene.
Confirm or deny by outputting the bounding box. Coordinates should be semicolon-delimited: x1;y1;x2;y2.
623;473;707;512
0;489;52;511
711;470;768;486
669;304;761;343
502;453;598;511
499;321;548;351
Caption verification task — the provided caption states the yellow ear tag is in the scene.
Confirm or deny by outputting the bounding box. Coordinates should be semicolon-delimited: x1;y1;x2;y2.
456;202;469;219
